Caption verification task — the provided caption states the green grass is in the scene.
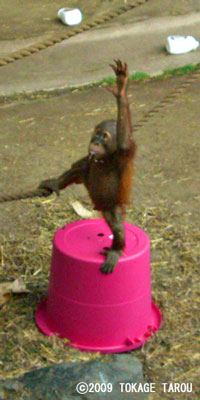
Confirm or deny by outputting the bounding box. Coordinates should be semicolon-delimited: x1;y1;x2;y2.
160;63;200;78
1;63;200;105
77;64;200;90
96;64;200;87
130;71;150;80
97;71;150;87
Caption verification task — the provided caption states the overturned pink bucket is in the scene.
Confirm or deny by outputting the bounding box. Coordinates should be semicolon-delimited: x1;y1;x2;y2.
36;219;162;353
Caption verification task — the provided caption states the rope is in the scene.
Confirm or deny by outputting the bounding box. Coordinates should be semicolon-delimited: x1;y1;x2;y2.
133;66;200;131
0;188;51;203
0;0;150;67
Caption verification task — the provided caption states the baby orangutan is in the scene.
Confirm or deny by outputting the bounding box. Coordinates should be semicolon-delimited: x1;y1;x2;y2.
39;60;136;273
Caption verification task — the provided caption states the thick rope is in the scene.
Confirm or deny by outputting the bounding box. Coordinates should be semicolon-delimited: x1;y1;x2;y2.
0;0;150;67
133;66;200;131
0;188;51;203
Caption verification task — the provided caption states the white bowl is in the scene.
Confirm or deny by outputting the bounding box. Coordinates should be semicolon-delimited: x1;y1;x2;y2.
58;8;82;26
166;35;199;55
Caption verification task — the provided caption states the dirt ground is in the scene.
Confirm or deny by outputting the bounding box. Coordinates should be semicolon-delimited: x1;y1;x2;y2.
0;75;199;235
1;0;200;40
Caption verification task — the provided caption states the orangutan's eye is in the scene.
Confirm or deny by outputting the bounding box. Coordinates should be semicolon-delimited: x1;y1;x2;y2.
103;133;108;140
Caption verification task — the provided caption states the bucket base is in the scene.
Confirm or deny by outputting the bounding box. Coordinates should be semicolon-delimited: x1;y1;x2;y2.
36;299;162;353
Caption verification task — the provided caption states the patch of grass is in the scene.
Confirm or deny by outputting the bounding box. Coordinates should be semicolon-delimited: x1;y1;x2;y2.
92;64;199;88
130;71;150;81
161;63;200;78
1;63;200;106
98;77;115;86
98;71;150;86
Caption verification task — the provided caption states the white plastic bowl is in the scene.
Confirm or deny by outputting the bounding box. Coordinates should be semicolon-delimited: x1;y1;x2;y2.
166;35;199;55
58;8;82;26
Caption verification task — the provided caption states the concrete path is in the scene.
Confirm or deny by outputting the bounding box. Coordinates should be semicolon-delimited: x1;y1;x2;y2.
0;13;200;97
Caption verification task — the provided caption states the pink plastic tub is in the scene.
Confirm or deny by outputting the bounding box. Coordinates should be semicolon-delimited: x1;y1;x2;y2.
36;219;162;353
